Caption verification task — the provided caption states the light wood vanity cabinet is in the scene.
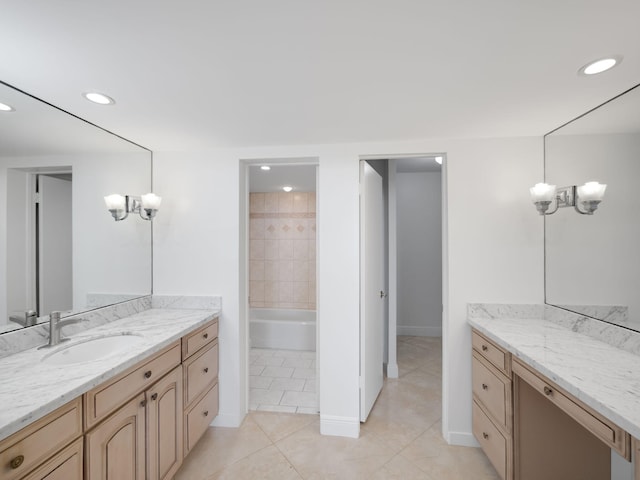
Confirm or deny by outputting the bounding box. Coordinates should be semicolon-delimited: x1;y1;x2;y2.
0;316;218;480
0;398;83;480
634;437;640;480
471;327;633;480
471;330;513;480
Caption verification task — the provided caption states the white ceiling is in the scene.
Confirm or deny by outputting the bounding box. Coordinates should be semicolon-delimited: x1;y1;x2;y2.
1;1;640;152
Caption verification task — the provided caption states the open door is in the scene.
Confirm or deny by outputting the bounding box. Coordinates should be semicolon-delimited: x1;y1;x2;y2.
360;161;385;422
38;174;73;314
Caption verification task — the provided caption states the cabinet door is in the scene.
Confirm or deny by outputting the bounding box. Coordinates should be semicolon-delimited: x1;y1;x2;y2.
85;393;146;480
23;438;83;480
147;365;183;480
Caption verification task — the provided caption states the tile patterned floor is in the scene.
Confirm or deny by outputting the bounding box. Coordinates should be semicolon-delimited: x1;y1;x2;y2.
175;336;499;479
249;348;318;414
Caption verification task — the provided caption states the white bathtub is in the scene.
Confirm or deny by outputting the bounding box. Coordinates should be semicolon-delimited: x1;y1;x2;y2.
249;308;316;351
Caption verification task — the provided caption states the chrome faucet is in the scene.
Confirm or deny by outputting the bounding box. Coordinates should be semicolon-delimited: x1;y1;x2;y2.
39;311;85;348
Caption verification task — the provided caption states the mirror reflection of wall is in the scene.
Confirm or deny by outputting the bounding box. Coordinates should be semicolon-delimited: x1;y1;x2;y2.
544;84;640;331
0;80;153;335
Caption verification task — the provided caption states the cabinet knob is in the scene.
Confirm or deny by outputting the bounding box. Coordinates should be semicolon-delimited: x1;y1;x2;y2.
543;386;553;396
140;400;147;407
482;383;488;390
144;370;152;379
203;333;209;339
204;367;209;373
10;455;24;469
481;345;488;352
203;410;209;417
151;393;158;401
482;432;489;440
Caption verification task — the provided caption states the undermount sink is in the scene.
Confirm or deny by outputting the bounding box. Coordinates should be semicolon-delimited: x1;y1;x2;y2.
42;334;145;365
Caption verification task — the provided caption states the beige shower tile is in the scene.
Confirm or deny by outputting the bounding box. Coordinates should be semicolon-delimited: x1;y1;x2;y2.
264;239;278;260
293;239;309;260
264;222;278;238
308;239;316;258
292;192;307;213
279;261;293;281
249;193;265;214
264;282;279;303
249;218;264;239
249;261;264;281
293;261;308;282
249;281;265;302
278;192;294;212
308;280;316;303
279;239;294;259
292;282;308;303
264;192;279;213
264;262;278;281
307;192;316;213
279;282;293;302
308;260;316;278
279;218;294;239
292;220;307;238
249;239;265;260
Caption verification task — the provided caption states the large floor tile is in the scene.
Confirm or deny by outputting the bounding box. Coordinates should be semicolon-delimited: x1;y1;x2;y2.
209;445;303;480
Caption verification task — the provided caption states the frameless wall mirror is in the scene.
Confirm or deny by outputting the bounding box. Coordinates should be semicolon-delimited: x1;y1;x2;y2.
0;81;152;334
545;83;640;332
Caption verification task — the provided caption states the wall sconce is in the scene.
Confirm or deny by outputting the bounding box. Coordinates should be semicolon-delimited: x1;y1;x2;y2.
104;193;161;221
529;181;606;215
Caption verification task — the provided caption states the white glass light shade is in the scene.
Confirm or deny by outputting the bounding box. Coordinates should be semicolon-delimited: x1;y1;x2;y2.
529;183;557;203
104;194;126;210
141;193;162;210
577;181;606;201
282;186;293;193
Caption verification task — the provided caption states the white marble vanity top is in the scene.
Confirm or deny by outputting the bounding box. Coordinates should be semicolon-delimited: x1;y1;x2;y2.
469;314;640;440
0;307;219;442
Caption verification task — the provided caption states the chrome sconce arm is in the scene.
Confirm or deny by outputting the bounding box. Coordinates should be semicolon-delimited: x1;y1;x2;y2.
530;182;606;216
105;193;161;222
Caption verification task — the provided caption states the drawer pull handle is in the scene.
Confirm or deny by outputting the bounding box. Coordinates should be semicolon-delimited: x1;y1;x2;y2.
543;386;553;396
481;345;488;352
151;393;158;401
203;333;209;339
482;432;489;440
10;455;24;469
204;367;209;373
482;383;488;390
144;370;152;379
204;410;209;417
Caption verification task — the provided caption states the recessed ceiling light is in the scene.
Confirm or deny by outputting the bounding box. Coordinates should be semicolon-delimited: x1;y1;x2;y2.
282;186;293;193
578;56;622;76
260;165;271;171
83;92;116;105
0;102;15;112
434;156;443;165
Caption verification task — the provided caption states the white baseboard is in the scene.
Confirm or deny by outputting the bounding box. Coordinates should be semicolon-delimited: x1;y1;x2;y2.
320;415;360;438
386;362;399;379
397;325;442;337
445;430;480;447
211;412;245;428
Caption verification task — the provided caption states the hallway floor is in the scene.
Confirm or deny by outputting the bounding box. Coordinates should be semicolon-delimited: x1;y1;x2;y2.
174;336;499;479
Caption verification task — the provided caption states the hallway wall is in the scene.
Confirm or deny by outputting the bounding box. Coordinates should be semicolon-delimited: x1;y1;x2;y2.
397;171;442;336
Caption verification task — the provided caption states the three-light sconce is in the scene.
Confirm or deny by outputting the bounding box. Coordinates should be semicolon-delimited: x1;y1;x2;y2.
104;193;161;221
529;181;606;215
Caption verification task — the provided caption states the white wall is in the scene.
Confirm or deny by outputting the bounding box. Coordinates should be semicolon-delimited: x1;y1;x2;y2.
397;171;442;336
152;135;544;441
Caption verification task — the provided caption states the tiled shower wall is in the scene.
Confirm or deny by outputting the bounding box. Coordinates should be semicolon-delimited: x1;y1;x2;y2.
249;192;316;310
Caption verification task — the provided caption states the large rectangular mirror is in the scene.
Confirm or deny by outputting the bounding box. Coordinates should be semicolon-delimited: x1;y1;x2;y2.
545;83;640;332
0;81;152;334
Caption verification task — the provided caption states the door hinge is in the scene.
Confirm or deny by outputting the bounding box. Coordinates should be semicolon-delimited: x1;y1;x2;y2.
33;192;40;204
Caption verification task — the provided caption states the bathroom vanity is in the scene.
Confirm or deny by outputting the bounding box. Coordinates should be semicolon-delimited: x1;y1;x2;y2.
469;306;640;480
0;306;219;480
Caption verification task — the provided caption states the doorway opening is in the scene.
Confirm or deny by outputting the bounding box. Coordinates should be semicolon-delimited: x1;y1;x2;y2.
242;159;319;415
359;154;445;422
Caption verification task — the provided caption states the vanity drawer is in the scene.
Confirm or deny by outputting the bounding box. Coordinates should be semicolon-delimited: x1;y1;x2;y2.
184;382;219;455
84;341;181;428
0;398;82;480
184;339;218;407
513;358;630;459
473;400;509;480
472;330;510;375
22;437;83;480
472;351;511;431
182;319;218;360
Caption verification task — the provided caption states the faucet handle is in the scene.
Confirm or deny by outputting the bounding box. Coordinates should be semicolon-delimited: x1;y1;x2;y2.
50;311;61;323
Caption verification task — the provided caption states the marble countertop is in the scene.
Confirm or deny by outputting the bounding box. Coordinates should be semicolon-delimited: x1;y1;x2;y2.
0;307;219;442
469;315;640;440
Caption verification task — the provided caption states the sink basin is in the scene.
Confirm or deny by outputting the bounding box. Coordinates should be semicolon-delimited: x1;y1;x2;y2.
43;334;144;365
